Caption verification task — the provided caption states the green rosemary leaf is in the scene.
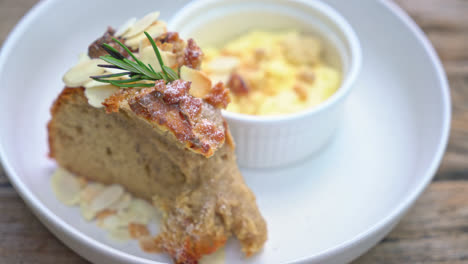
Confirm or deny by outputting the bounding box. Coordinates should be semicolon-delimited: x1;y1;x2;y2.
163;65;179;81
123;58;160;79
100;55;139;73
110;38;154;74
144;31;169;79
102;44;125;60
108;81;155;88
95;77;144;84
148;64;156;74
90;72;131;79
152;71;164;79
93;32;181;89
111;37;140;63
97;64;124;69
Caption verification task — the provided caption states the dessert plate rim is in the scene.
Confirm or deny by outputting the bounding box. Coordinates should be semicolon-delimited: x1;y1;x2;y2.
0;0;451;263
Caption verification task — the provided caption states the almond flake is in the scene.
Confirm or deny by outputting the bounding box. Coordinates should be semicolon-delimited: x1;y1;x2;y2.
80;182;104;204
139;46;176;72
199;247;226;264
130;198;157;222
125;21;167;50
90;184;124;213
108;193;132;212
78;53;90;63
180;66;212;98
115;17;137;37
51;168;81;206
81;203;96;221
83;80;107;89
84;85;119;108
123;11;160;38
63;59;105;87
108;226;132;241
80;182;104;221
99;214;127;230
96;209;116;222
117;198;156;226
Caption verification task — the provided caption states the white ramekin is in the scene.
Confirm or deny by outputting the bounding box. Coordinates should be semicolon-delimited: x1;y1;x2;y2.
169;0;362;168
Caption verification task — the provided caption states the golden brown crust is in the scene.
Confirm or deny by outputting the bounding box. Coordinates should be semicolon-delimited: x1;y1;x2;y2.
102;88;136;113
204;82;231;109
154;32;187;68
184;39;203;69
48;87;86;158
48;86;267;264
103;80;226;157
223;121;236;149
129;86;196;143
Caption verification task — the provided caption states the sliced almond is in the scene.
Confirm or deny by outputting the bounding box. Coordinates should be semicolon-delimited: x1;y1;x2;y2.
51;167;81;206
109;193;132;212
117;198;156;226
128;223;150;239
99;214;127;230
122;11;160;38
90;184;124;213
63;59;105;87
80;182;105;220
139;45;176;72
83;80;107;89
115;17;137;37
78;53;90;63
130;198;156;222
80;182;104;204
199;247;226;264
96;209;116;222
108;226;132;241
115;209;139;226
180;66;212;98
81;203;96;221
125;21;167;50
206;56;239;74
84;85;120;108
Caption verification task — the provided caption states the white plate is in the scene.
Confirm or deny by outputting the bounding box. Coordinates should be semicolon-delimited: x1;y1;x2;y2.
0;0;450;263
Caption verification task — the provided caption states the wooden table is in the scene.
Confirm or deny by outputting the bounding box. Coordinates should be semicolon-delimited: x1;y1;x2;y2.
1;0;467;263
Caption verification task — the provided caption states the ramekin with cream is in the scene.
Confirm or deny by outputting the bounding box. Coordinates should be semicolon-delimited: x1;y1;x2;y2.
170;0;362;168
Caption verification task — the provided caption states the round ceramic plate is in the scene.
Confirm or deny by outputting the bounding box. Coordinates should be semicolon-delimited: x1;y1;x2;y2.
0;0;450;263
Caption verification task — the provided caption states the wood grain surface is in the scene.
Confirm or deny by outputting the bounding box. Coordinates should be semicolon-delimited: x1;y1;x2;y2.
0;0;467;263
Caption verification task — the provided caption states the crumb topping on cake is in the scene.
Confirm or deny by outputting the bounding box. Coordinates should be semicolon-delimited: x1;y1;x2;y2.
88;27;132;59
61;13;231;157
103;80;226;157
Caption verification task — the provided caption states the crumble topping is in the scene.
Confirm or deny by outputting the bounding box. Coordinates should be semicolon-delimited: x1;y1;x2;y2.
61;11;231;157
103;79;227;157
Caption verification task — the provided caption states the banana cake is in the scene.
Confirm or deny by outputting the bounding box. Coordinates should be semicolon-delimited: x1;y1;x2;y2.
47;11;267;264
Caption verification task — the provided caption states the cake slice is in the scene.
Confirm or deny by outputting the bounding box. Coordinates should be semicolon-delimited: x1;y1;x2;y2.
47;13;267;264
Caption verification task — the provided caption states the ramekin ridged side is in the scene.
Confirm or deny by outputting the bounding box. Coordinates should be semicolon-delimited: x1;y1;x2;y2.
170;0;362;168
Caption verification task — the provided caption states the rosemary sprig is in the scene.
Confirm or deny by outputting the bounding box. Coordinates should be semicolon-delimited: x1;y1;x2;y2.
90;31;179;88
